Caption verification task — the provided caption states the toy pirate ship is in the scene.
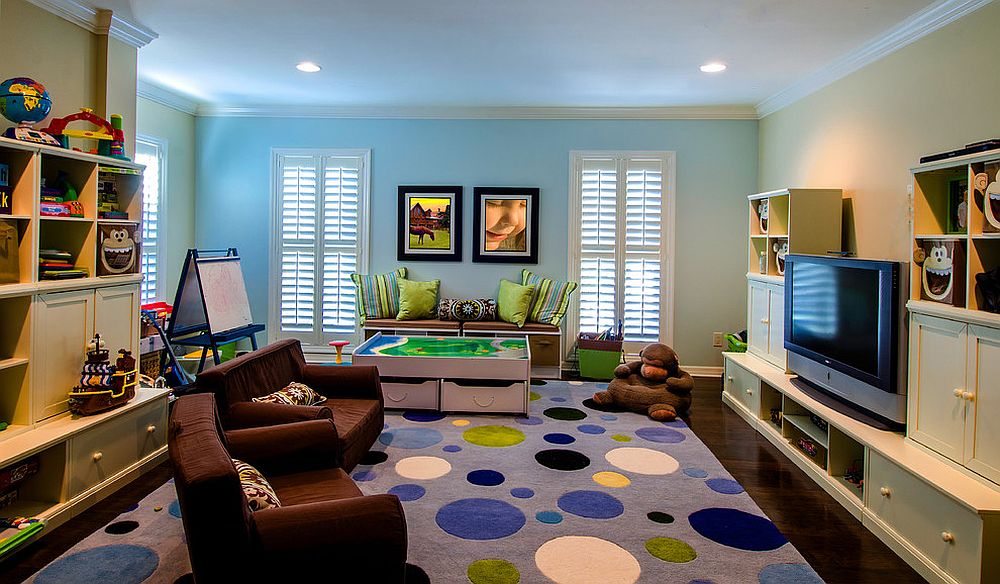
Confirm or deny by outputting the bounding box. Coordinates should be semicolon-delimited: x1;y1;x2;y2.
68;334;137;416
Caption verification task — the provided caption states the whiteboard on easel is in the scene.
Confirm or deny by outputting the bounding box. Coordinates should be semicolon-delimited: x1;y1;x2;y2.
171;252;208;334
195;256;253;334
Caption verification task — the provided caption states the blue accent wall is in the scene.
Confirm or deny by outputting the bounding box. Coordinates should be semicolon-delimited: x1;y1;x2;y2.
195;117;757;366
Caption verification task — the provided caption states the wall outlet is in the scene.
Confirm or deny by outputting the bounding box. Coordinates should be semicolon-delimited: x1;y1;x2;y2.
712;332;724;348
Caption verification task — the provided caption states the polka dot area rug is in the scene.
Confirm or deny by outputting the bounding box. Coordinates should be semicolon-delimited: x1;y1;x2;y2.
25;380;823;584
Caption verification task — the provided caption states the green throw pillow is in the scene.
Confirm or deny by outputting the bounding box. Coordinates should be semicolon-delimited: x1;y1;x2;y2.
351;268;407;324
521;269;578;326
497;279;536;327
397;278;440;320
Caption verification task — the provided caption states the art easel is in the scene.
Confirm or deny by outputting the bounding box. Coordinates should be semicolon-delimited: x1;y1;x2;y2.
167;248;265;372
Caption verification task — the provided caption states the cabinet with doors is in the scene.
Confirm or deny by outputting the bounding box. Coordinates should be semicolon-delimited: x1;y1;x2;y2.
746;277;785;368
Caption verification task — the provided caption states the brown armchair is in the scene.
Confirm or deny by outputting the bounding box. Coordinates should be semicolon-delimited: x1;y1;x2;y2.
195;339;384;471
168;393;408;582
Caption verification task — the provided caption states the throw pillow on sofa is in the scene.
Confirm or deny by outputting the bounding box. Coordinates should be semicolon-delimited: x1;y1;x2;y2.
232;459;281;512
252;382;325;406
397;278;440;320
439;298;497;321
497;279;536;327
351;267;407;324
521;269;578;326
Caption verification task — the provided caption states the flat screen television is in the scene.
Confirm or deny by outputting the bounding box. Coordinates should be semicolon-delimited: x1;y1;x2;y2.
784;255;908;427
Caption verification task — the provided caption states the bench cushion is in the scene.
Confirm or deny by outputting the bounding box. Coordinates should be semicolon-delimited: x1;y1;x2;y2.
364;318;460;330
462;320;559;333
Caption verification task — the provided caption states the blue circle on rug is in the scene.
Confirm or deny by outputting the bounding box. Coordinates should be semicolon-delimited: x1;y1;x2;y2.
536;511;563;524
403;411;446;422
663;419;687;428
550;397;567;402
515;416;543;426
683;468;709;478
436;498;526;540
443;444;462;452
596;383;609;390
379;428;443;449
544;433;576;445
577;424;606;435
636;426;686;443
468;469;505;486
600;414;618;421
35;545;159;584
689;580;716;584
689;508;787;551
758;563;823;584
557;490;624;519
168;500;181;518
706;478;744;494
511;488;534;499
353;470;376;482
388;484;426;502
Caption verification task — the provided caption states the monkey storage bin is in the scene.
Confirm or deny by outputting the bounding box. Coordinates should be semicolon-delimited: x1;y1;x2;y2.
97;223;140;276
577;334;623;381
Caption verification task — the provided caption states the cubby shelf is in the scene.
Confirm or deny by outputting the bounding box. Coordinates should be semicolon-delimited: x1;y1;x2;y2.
0;357;28;371
783;414;829;448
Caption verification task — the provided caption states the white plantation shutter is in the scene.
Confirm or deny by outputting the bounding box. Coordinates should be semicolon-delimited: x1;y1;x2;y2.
571;152;673;353
273;150;369;347
136;138;164;304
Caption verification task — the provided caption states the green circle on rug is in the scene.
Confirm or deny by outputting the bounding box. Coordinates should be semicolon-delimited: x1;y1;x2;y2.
464;426;526;447
529;391;541;401
468;559;520;583
645;537;696;563
611;434;632;442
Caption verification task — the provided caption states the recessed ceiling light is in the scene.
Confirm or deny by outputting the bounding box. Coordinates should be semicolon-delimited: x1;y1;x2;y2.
296;61;321;73
700;62;727;73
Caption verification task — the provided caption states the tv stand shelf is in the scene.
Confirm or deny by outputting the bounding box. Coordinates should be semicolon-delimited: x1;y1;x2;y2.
724;351;1000;584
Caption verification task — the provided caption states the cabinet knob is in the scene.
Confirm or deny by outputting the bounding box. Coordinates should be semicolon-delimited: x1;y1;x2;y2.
963;392;975;402
746;388;753;395
761;319;770;325
147;424;156;434
93;452;103;463
879;487;891;498
941;531;955;543
954;388;964;398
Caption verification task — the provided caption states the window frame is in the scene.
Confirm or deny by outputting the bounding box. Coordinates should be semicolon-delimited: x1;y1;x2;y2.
567;150;676;355
267;148;371;352
135;134;168;304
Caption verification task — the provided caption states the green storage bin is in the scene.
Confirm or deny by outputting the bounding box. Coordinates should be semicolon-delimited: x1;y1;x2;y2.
577;334;623;380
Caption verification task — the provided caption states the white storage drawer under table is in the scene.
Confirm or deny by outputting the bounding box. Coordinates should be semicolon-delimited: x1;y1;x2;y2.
724;360;760;416
867;450;983;584
440;380;527;414
382;379;440;410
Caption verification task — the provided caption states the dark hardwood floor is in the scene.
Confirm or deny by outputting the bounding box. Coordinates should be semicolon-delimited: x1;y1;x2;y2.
1;378;924;583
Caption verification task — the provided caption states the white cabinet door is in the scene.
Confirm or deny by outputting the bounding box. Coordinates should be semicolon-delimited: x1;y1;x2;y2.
747;281;770;359
33;290;94;422
766;284;785;368
964;325;1000;484
907;314;968;463
95;284;140;359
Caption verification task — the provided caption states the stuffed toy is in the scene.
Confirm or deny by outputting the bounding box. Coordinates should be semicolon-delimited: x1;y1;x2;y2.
592;343;694;421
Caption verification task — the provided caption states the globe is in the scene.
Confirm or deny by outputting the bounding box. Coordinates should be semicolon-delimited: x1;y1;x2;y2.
0;77;53;126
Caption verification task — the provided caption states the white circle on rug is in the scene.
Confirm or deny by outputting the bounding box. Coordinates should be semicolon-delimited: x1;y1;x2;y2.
535;535;641;584
605;447;679;475
568;380;584;385
395;456;452;480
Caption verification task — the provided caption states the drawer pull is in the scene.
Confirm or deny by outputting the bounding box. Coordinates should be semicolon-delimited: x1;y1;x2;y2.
954;388;965;398
962;392;975;402
92;452;103;463
147;424;156;434
941;531;955;543
879;487;891;498
473;395;496;408
385;391;409;403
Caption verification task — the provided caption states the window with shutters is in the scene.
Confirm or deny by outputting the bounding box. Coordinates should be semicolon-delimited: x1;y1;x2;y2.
568;151;675;353
135;136;166;304
269;149;370;348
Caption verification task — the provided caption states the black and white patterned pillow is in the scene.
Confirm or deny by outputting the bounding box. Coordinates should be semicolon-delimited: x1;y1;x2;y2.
232;459;281;512
252;382;325;406
438;298;497;321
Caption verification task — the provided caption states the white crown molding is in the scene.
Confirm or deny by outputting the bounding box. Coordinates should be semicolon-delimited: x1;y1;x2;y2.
194;104;759;120
756;0;993;118
136;81;199;116
25;0;158;48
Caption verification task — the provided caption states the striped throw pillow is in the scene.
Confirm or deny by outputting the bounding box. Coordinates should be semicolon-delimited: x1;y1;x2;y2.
351;268;407;324
521;269;577;326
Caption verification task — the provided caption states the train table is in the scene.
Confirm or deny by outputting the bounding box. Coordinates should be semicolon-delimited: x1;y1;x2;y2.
352;332;531;414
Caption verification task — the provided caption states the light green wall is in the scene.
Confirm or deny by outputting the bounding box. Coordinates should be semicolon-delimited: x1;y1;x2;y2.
137;98;196;298
759;2;1000;261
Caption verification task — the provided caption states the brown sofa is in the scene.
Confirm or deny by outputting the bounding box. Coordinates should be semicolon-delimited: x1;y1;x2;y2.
168;393;408;582
195;339;384;471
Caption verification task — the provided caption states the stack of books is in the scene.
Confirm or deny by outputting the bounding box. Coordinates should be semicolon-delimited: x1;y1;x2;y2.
39;249;87;280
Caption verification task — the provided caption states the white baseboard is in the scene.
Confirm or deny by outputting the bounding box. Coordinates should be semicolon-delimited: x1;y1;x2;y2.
686;366;723;378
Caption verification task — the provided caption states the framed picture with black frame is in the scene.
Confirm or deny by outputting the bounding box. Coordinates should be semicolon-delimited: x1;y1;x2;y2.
472;187;539;264
397;185;463;261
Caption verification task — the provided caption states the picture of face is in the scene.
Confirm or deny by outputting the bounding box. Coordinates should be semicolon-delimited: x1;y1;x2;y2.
483;197;528;251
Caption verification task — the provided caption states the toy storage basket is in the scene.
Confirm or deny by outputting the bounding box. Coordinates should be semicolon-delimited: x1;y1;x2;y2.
577;333;623;380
